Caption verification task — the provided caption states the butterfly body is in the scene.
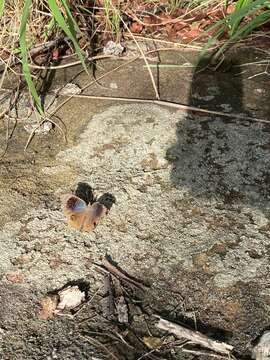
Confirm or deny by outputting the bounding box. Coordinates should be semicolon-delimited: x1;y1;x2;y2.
63;183;115;233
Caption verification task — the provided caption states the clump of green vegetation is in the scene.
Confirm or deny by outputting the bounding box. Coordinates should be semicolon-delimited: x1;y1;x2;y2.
205;0;270;60
0;0;86;116
168;0;183;13
103;0;121;41
0;0;269;118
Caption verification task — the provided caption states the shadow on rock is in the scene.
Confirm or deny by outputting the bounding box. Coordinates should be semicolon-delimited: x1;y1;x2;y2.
166;56;270;212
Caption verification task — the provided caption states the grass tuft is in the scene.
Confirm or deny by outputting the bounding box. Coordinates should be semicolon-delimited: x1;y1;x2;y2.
1;0;270;118
19;0;44;115
203;0;270;60
104;0;121;41
168;0;183;14
47;0;87;72
0;0;5;18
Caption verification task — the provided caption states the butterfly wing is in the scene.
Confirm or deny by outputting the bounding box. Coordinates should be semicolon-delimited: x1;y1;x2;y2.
63;195;88;231
63;193;112;233
97;193;116;211
75;182;95;205
82;202;107;232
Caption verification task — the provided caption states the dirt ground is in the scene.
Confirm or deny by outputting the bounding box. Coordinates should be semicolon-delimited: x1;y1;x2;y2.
0;44;270;359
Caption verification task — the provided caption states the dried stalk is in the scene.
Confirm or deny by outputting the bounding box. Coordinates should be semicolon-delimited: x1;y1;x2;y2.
113;4;160;100
156;317;233;356
103;273;115;319
94;258;146;291
183;348;233;359
60;93;270;124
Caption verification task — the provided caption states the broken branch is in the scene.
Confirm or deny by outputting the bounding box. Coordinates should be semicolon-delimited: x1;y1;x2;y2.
103;257;146;290
103;273;115;319
94;257;147;291
156;317;233;355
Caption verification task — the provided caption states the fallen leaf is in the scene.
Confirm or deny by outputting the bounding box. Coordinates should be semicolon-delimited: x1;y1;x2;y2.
226;3;236;14
181;27;203;42
129;21;144;33
52;49;60;62
39;295;59;320
143;15;157;25
166;24;177;39
57;286;85;311
143;336;164;349
173;21;187;32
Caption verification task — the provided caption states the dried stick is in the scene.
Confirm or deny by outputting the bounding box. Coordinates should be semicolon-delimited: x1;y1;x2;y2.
113;4;160;100
126;10;195;28
62;93;270;124
24;116;67;151
0;37;66;73
103;257;146;290
29;37;66;58
73;286;101;318
46;56;137;119
125;34;203;50
46;46;197;119
156;317;233;355
103;273;115;319
183;348;232;359
137;348;157;360
95;258;146;291
28;54;116;70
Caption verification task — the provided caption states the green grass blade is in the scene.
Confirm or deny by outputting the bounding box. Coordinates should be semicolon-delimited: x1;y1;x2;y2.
19;0;43;114
229;0;267;35
235;0;252;11
61;0;81;34
0;0;5;18
45;17;56;39
230;10;270;38
229;0;268;25
47;0;87;73
213;9;270;59
202;0;270;57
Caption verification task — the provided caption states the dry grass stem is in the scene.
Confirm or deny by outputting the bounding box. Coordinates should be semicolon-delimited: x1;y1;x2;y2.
60;93;270;125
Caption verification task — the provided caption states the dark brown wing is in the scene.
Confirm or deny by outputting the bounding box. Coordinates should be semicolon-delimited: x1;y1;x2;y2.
97;193;116;211
75;182;95;205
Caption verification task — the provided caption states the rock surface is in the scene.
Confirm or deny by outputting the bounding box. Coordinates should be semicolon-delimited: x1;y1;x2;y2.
0;48;270;359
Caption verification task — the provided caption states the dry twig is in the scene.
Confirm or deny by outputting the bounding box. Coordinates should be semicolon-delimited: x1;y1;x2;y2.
112;4;160;100
103;273;115;319
156;317;233;356
94;258;146;291
183;348;234;359
61;93;270;124
102;257;146;291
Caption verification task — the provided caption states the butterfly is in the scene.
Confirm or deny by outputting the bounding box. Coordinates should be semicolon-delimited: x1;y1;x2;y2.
63;182;116;233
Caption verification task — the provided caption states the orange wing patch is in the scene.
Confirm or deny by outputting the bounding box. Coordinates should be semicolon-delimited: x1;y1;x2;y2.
62;185;115;233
